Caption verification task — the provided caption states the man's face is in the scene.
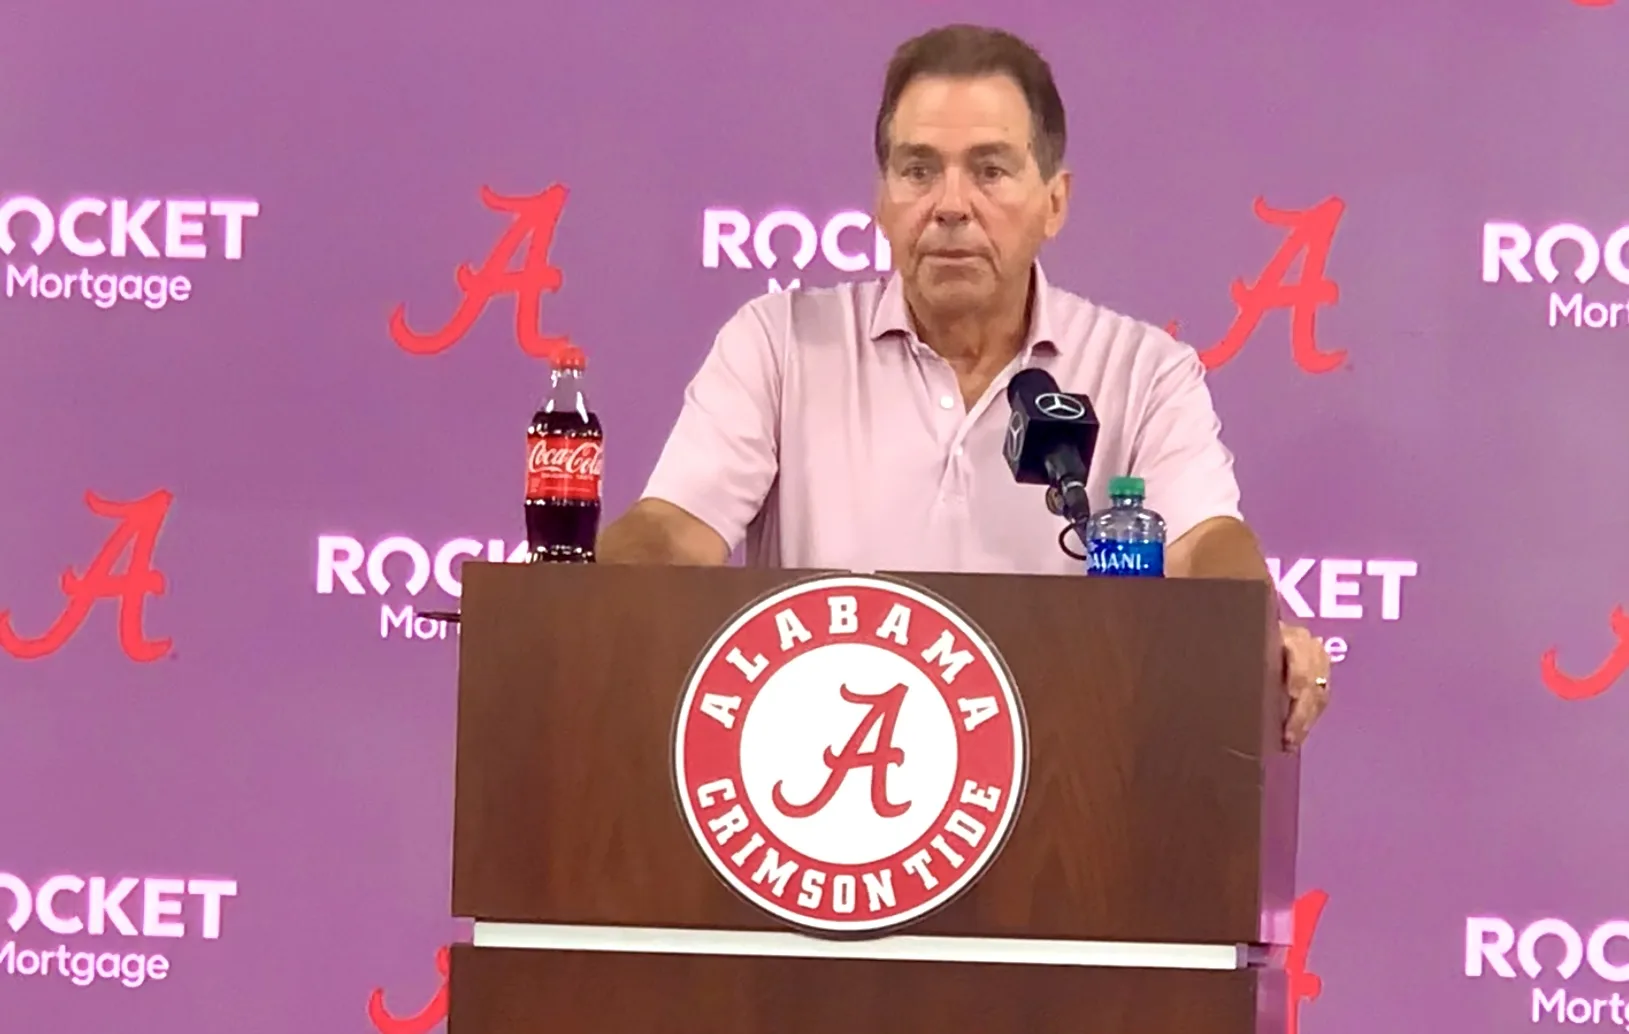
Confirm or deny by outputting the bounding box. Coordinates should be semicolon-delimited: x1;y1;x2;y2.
876;73;1069;319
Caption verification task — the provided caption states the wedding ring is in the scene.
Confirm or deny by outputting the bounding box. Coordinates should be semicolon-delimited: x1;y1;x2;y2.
1313;677;1329;689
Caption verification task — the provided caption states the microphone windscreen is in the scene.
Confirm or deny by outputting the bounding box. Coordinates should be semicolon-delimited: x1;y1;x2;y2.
1006;367;1059;404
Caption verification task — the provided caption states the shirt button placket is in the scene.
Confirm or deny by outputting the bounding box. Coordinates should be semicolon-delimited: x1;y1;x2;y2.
926;362;963;500
944;390;974;503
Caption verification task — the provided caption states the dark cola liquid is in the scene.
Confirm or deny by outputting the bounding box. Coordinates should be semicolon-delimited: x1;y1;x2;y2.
525;405;603;563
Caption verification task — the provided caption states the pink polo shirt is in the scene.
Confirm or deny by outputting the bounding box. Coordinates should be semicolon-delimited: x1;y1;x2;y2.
641;263;1242;575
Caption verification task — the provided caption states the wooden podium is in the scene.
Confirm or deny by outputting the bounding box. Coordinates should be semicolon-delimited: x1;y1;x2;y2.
447;562;1298;1033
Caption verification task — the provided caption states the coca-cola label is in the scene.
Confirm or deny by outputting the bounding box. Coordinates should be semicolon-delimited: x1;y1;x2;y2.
526;435;603;502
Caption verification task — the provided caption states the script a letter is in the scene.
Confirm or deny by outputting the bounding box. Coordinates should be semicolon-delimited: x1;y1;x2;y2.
1287;889;1328;1034
772;683;910;818
1199;196;1346;374
0;489;173;662
388;184;575;364
1540;605;1629;701
366;944;449;1034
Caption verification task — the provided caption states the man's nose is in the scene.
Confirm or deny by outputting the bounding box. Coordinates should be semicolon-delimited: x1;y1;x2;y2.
932;168;972;225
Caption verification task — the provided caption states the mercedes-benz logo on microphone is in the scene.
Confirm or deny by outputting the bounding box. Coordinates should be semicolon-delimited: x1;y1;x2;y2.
1004;411;1024;462
1035;392;1086;420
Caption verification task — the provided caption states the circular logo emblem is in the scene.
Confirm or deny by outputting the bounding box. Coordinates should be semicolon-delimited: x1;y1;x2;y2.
673;575;1027;936
1035;392;1086;420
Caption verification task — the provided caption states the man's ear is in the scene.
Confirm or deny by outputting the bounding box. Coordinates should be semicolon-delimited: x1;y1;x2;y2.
872;175;902;255
1044;167;1072;240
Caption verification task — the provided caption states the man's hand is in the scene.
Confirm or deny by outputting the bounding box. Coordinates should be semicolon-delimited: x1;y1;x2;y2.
1168;517;1333;750
1280;622;1331;750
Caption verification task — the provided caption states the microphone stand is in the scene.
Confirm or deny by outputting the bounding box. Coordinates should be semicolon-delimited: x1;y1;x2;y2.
1043;452;1094;562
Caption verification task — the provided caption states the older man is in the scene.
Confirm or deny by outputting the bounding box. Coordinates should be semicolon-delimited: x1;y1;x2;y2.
598;24;1330;747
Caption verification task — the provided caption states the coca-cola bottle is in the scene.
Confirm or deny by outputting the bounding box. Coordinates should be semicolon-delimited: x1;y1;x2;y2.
525;348;602;562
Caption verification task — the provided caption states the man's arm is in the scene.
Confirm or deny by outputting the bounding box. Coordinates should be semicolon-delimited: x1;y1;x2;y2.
597;498;730;565
1131;335;1331;748
1165;515;1271;582
1166;515;1329;748
598;301;782;564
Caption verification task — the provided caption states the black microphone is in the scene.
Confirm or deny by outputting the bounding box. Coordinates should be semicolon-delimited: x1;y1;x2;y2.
1003;368;1099;527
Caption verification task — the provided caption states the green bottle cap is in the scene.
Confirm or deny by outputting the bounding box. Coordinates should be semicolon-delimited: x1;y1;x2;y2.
1109;475;1145;498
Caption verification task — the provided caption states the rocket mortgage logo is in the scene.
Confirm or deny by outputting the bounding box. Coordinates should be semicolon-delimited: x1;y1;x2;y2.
1;194;259;312
0;871;238;989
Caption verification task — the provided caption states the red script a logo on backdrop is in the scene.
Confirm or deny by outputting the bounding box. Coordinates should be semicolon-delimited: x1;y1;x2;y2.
1540;605;1629;701
389;185;575;364
0;489;173;662
367;945;449;1034
674;574;1027;935
1288;889;1329;1034
1188;196;1348;374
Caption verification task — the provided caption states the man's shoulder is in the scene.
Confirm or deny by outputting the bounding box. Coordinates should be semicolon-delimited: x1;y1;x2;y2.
1040;278;1199;370
731;277;885;334
721;273;1204;369
733;276;886;322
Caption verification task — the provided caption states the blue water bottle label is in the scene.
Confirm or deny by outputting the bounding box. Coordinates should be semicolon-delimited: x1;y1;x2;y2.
1087;540;1164;577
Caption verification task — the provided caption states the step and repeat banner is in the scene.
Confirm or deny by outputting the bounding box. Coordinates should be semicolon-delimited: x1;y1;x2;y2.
4;0;1627;1031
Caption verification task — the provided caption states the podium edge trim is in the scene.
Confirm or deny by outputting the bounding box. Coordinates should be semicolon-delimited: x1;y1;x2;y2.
469;921;1246;970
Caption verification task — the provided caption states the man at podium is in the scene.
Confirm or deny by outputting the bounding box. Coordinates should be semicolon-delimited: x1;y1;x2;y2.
598;23;1330;748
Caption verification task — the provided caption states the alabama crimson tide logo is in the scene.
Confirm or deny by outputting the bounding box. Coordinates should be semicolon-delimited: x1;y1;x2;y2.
673;575;1027;936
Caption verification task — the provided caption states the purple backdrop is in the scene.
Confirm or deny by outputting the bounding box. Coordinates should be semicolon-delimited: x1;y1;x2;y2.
5;1;1628;1031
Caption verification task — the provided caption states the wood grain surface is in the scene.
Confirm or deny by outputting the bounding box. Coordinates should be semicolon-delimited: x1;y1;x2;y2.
450;562;1297;945
446;943;1284;1034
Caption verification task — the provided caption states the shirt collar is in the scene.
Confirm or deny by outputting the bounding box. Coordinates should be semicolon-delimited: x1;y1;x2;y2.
867;260;1060;357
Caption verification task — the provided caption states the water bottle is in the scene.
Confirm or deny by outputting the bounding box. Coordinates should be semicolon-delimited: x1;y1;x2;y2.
1085;476;1165;577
